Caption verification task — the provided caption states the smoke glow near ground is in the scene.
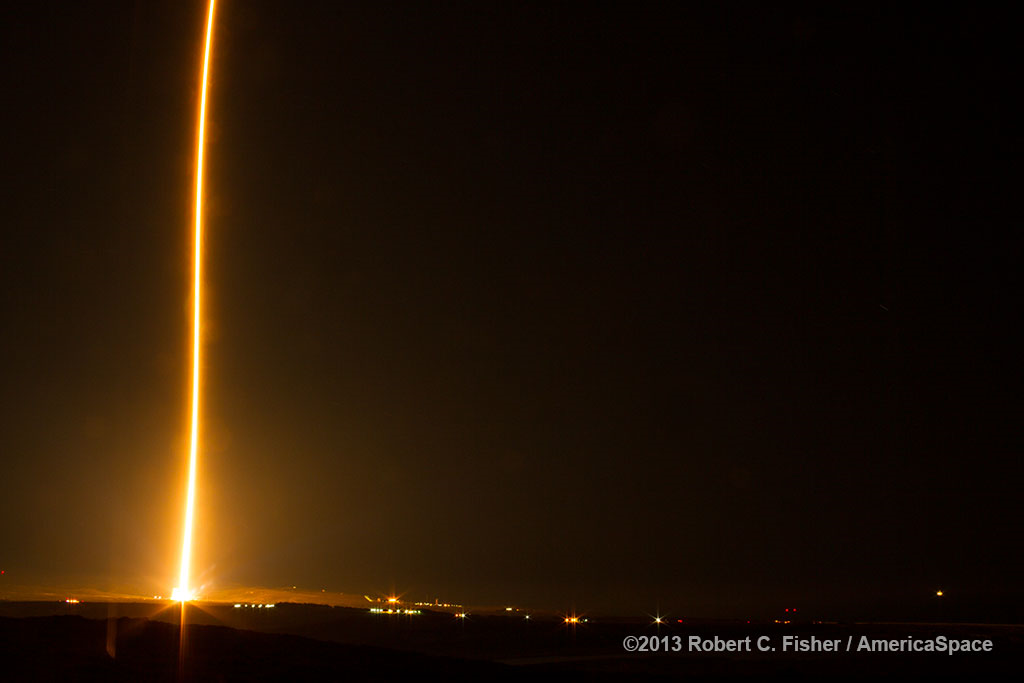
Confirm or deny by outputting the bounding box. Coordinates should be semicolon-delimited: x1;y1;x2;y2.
173;0;216;604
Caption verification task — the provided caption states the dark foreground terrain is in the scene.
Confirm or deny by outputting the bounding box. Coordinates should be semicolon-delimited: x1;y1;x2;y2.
1;603;1021;681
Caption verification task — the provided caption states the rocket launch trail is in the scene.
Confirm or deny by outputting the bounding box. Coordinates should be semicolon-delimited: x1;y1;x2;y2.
173;0;216;604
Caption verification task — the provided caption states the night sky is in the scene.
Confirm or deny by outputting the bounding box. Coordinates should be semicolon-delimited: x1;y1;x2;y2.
1;2;1020;615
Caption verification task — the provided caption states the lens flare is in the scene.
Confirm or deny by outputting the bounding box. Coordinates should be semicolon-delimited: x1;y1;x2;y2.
174;0;216;603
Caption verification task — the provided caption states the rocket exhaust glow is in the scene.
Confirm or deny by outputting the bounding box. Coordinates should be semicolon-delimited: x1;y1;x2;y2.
173;0;216;603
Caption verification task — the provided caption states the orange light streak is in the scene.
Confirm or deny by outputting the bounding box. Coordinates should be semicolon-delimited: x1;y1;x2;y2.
174;0;216;603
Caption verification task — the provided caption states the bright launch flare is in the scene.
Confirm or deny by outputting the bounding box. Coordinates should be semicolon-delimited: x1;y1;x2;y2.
173;0;216;604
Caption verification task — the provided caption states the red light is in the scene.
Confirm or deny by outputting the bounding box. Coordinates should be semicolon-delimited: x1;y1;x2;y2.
677;619;683;623
785;608;789;612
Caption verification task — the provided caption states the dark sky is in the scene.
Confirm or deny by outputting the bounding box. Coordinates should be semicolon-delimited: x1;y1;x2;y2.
1;2;1020;615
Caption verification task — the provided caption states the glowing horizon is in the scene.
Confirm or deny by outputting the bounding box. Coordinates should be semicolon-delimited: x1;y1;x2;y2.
173;0;216;604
